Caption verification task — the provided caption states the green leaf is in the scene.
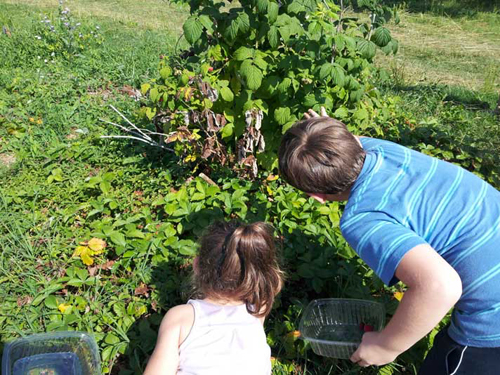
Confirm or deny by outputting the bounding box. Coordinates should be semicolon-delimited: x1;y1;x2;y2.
140;83;150;94
274;107;291;125
105;333;121;345
319;63;334;81
358;39;377;59
149;87;159;102
267;1;279;23
268;26;279;48
261;75;280;96
183;16;203;45
288;0;305;14
308;21;322;40
234;46;255;61
102;346;114;362
110;232;127;248
220;87;234;102
357;0;371;7
279;25;291;43
333;107;349;118
126;229;145;239
160;66;172;80
145;107;156;120
208;45;223;61
240;60;263;91
371;27;391;47
44;295;58;309
237;13;250;34
278;77;291;93
253;56;268;70
304;93;317;107
100;181;111;194
221;123;234;139
332;66;345;87
298;264;315;278
380;41;393;55
392;39;399;54
227;17;240;40
257;0;268;13
198;15;214;33
354;107;368;120
283;120;296;134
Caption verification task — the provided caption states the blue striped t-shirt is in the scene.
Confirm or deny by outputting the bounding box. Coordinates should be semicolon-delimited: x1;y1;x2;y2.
340;137;500;347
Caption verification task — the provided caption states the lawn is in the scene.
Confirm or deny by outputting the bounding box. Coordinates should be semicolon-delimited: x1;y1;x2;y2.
1;0;499;374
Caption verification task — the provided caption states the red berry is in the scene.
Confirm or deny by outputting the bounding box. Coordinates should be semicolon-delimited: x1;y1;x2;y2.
208;67;214;72
363;324;374;332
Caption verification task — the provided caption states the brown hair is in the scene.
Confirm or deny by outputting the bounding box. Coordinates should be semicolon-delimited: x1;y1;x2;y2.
194;221;284;317
278;116;366;195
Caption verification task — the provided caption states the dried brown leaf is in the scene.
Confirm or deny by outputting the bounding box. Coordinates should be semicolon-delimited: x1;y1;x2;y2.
134;283;150;297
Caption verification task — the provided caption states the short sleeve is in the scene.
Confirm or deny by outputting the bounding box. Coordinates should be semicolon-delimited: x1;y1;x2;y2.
341;212;427;286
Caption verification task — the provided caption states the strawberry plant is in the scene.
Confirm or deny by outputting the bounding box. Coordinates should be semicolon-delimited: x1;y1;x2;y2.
139;0;399;176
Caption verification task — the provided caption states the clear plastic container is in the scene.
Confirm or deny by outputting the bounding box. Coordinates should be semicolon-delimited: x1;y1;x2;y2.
299;298;385;359
2;331;101;375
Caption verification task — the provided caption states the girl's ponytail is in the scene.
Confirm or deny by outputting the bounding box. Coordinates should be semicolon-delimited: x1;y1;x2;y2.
195;221;284;317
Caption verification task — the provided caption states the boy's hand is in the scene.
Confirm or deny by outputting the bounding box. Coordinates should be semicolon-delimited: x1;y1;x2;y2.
303;106;328;119
350;332;400;367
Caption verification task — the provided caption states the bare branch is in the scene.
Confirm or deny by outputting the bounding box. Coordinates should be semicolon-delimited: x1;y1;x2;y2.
100;135;174;152
109;105;152;141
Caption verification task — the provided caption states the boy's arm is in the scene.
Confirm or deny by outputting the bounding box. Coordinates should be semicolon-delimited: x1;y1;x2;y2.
350;244;462;367
143;304;194;375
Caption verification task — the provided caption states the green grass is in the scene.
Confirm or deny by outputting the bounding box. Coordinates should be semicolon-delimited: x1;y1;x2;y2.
375;10;500;94
0;2;188;373
1;0;189;32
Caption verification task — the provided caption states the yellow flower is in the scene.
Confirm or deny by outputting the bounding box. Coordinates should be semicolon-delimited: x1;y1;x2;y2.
394;291;404;301
36;119;43;125
184;154;196;163
58;303;72;314
29;117;35;122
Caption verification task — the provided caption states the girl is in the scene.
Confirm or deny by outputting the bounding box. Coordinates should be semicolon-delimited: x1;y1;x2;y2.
144;221;284;375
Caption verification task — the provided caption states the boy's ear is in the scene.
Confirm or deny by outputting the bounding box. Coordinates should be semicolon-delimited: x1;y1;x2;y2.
307;193;328;204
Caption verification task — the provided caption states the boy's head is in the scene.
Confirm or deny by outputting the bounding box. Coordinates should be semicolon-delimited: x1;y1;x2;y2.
278;116;365;199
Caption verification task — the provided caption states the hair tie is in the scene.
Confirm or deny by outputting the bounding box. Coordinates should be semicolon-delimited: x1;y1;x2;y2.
216;227;237;277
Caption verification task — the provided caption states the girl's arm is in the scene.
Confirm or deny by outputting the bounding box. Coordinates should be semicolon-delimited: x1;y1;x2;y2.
144;304;194;375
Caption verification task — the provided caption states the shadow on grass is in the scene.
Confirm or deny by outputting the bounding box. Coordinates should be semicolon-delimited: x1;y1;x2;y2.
379;82;500;188
379;0;500;17
386;82;496;111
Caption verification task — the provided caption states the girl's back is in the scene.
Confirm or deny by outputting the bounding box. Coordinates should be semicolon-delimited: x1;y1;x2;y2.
144;221;283;375
178;299;271;375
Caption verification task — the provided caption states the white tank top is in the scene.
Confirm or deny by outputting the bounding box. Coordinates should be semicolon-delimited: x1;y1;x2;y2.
177;299;272;375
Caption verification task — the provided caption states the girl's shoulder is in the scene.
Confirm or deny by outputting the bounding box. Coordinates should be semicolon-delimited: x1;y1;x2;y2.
159;304;195;346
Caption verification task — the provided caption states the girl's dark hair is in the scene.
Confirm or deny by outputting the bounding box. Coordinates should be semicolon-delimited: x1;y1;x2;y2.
278;116;366;195
194;221;284;317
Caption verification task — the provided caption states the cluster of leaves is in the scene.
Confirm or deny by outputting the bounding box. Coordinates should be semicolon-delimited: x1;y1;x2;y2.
139;0;400;176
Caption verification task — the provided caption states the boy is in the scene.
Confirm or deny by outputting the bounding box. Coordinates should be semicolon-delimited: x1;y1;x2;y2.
278;108;500;374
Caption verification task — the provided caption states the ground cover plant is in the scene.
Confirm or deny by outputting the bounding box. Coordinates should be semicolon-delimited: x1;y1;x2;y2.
1;0;499;374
